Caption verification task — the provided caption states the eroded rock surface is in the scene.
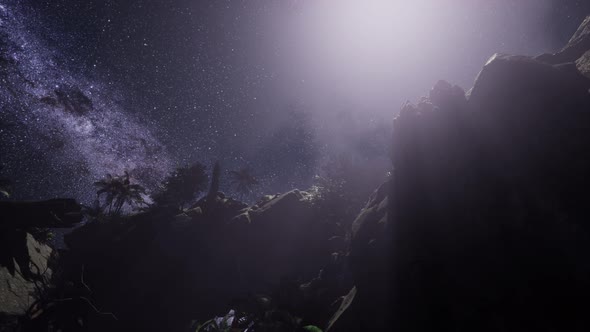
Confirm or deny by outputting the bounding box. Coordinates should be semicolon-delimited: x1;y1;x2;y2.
336;19;590;332
536;15;590;80
576;49;590;78
0;233;53;315
64;189;347;331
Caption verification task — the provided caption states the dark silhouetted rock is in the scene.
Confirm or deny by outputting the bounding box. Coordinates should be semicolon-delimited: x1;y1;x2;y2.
340;17;590;332
429;80;467;112
469;54;590;113
0;199;83;229
63;189;345;332
229;190;335;289
341;181;391;331
349;181;389;293
385;36;590;332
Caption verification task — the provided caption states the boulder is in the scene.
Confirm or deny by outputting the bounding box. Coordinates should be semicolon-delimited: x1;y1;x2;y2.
469;53;590;114
467;53;590;187
0;232;54;316
0;198;82;328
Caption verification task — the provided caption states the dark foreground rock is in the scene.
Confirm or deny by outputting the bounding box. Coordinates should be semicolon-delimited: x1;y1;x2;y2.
62;190;349;332
327;182;391;331
333;17;590;332
0;199;83;331
0;199;83;229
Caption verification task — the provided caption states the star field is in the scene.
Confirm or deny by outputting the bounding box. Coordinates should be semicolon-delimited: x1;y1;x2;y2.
26;0;321;198
0;2;173;202
1;0;589;203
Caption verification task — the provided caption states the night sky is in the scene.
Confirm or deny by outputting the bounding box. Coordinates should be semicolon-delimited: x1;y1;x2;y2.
1;0;589;203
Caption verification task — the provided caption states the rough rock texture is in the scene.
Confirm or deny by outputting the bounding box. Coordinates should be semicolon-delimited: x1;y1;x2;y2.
64;189;345;332
340;18;590;332
537;15;590;75
0;232;54;315
330;182;391;331
0;199;83;332
576;49;590;78
0;198;82;321
567;15;590;56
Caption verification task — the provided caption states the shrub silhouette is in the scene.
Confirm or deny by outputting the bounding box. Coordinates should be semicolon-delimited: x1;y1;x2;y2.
152;163;208;210
207;161;221;200
94;171;146;217
230;167;259;200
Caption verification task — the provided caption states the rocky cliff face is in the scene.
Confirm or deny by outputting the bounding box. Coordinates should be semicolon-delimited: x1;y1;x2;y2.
345;15;590;332
538;15;590;75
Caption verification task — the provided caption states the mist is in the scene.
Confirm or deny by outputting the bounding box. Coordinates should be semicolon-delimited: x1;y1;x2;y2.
266;0;559;110
4;0;589;198
246;0;575;193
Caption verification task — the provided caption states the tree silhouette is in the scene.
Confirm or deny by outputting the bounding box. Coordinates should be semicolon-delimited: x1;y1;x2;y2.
207;161;221;200
152;163;208;210
94;171;146;217
230;168;259;200
81;199;106;223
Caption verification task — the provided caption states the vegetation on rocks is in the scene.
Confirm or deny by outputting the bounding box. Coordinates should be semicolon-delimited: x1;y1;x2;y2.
152;163;208;210
94;171;147;217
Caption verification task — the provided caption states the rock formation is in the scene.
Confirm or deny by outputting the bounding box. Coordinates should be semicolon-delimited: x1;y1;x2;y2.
3;11;590;332
62;189;347;331
0;199;82;329
340;15;590;332
0;232;54;316
537;15;590;68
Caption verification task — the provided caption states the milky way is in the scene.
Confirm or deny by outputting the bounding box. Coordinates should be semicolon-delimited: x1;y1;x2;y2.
0;2;172;203
1;0;588;204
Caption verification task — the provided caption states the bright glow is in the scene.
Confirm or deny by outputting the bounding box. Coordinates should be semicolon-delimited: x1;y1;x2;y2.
304;0;428;61
271;0;555;112
278;0;454;108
